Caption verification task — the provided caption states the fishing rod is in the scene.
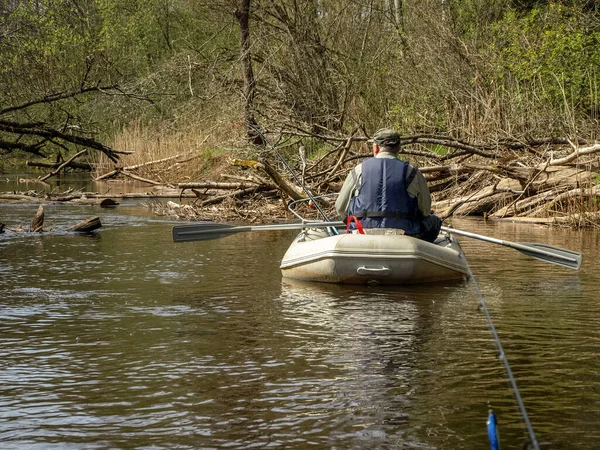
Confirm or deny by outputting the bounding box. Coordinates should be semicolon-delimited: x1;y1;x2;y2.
249;125;334;224
464;260;540;450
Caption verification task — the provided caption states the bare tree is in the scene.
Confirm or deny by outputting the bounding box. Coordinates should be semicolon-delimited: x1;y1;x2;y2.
234;0;264;145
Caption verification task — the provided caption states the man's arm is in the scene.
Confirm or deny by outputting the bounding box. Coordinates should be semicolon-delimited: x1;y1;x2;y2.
406;168;432;217
335;169;359;219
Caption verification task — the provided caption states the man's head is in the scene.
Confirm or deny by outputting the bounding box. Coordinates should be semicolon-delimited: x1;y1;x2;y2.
369;128;401;155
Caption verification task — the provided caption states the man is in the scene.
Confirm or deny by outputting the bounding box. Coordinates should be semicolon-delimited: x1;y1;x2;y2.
335;128;441;242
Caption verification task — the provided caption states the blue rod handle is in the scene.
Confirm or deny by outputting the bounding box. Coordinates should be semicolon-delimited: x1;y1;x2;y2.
487;409;500;450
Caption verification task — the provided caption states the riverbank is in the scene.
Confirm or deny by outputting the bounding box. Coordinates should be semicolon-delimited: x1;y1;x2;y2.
4;132;600;229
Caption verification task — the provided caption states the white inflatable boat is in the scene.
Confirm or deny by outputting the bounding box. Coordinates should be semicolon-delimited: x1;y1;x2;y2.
280;228;469;285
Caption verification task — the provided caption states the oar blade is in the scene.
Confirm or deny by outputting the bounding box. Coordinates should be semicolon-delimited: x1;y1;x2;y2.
518;242;583;270
172;222;240;242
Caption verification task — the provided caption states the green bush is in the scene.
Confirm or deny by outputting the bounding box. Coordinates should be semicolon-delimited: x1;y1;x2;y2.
491;3;600;115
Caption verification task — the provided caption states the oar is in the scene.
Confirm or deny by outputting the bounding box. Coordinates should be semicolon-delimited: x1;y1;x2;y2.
172;221;346;243
441;226;582;270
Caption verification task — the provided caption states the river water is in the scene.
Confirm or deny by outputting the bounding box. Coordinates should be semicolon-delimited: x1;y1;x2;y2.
1;186;599;449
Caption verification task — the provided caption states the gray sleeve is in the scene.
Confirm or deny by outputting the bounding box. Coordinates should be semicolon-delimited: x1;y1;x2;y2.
406;167;432;217
335;166;360;218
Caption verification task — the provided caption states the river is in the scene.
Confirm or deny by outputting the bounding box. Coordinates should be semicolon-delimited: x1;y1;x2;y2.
0;178;599;449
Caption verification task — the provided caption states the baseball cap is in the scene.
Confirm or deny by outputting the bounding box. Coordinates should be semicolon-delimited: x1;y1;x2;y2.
368;128;401;146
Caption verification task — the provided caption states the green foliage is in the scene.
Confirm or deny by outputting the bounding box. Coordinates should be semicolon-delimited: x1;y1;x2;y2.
0;1;92;91
431;145;448;155
2;0;600;165
0;0;238;158
491;3;600;114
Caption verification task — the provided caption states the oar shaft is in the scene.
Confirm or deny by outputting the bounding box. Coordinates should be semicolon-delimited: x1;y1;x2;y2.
441;226;582;269
172;221;346;242
441;226;502;245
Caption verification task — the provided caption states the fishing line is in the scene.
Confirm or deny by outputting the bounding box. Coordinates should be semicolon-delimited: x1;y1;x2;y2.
249;125;334;224
463;260;540;450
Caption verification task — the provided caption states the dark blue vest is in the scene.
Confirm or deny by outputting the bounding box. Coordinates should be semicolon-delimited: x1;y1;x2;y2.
347;157;422;234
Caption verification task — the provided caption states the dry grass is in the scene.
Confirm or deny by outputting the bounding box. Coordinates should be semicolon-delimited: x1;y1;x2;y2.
91;120;255;184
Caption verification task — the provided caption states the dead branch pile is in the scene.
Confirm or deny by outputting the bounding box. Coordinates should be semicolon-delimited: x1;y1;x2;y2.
160;131;600;228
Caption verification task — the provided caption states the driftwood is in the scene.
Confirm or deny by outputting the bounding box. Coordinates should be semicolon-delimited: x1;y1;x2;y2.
30;205;44;232
68;216;102;232
6;209;102;234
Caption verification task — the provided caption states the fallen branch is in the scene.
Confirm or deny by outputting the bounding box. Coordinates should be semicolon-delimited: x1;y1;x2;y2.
324;132;356;183
39;149;88;182
524;185;600;217
120;170;164;186
94;169;121;181
122;154;185;171
548;143;600;166
198;185;273;207
492;186;571;217
178;181;265;190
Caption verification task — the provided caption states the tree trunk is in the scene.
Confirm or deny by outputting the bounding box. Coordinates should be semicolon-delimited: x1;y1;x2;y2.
235;0;265;146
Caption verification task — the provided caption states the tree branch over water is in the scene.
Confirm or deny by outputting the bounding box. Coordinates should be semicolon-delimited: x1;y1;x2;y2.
0;84;143;162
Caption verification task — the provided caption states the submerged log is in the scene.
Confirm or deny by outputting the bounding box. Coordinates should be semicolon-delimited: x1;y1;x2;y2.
100;198;119;208
26;160;92;171
30;205;44;232
68;216;102;232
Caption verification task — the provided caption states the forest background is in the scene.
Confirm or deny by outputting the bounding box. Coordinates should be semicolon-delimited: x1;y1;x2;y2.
1;0;599;225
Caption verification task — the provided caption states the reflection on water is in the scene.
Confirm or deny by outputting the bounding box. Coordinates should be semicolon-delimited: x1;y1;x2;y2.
0;203;599;449
1;170;155;195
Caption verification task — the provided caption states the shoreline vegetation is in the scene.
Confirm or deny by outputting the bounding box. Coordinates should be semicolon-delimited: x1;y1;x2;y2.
2;131;599;229
1;2;599;229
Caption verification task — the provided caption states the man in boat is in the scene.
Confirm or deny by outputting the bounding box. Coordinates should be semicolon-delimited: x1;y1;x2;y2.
335;128;441;242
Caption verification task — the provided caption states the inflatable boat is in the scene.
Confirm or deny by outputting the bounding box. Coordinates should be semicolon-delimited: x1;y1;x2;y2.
280;228;469;285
